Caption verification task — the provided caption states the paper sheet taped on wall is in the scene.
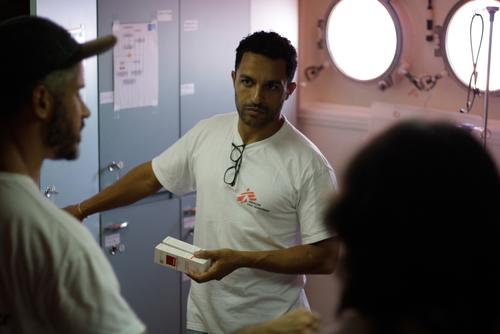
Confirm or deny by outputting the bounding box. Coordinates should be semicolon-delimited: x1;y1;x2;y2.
157;9;173;22
180;83;195;96
100;91;114;104
154;236;211;274
183;20;198;32
112;21;159;111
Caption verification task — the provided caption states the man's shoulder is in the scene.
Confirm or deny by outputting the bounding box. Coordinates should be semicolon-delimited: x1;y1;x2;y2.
0;177;93;252
280;123;331;166
184;112;236;142
198;112;236;128
0;182;75;226
0;174;47;223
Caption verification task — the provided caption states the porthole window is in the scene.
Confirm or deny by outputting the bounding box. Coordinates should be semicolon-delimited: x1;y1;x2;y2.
442;0;500;93
324;0;404;82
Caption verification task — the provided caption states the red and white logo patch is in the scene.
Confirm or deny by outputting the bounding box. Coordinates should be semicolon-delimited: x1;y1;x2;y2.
236;188;269;212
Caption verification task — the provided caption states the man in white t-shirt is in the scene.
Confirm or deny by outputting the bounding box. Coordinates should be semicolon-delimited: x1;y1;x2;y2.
0;16;146;334
66;31;339;334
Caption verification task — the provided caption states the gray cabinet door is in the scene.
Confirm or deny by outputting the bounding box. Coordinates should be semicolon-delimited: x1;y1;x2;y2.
180;0;250;135
98;0;180;189
101;196;181;334
178;3;250;331
98;1;181;333
36;0;101;240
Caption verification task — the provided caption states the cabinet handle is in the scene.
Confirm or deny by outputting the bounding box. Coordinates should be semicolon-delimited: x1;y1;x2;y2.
105;161;124;181
104;221;129;233
109;244;126;255
43;185;59;199
107;160;124;172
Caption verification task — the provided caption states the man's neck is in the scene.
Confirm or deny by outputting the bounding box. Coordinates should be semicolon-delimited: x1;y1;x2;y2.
238;117;285;145
0;126;44;184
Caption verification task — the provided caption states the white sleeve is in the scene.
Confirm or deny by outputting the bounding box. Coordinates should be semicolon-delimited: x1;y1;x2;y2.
297;165;337;245
151;120;207;195
47;241;145;334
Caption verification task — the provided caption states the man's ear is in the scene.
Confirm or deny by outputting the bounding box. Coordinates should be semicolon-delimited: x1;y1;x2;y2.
231;70;236;86
31;84;53;121
285;82;297;100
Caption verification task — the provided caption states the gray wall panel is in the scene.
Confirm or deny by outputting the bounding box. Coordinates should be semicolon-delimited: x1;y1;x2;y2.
98;0;180;189
180;0;250;135
101;198;181;334
97;2;182;333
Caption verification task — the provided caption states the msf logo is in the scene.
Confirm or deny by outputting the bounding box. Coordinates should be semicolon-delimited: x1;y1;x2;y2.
237;188;270;212
237;189;256;204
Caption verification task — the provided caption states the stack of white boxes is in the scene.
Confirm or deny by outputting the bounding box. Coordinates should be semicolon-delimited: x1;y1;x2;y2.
154;236;211;274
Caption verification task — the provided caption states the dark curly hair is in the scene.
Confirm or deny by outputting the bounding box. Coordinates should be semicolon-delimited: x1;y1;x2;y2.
235;31;297;82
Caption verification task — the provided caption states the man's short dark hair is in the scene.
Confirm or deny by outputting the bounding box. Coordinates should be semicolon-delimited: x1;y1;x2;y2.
0;15;116;117
235;31;297;82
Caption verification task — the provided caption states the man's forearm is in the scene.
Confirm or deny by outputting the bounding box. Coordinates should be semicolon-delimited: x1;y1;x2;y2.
190;238;339;282
79;161;162;217
236;238;339;275
233;309;320;334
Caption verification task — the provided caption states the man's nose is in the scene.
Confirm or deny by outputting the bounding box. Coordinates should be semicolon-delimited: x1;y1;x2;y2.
81;101;91;119
251;86;264;104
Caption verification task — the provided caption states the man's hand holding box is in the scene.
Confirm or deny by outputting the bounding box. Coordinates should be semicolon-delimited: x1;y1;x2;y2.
154;236;211;274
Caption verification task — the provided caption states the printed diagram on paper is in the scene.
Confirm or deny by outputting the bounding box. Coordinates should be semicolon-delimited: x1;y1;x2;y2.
112;21;159;111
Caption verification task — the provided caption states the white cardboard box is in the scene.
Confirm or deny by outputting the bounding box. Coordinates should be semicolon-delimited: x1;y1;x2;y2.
162;236;200;254
154;236;211;274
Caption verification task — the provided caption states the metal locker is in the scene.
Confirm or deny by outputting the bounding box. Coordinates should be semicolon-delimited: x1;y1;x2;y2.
179;0;250;135
97;0;182;333
178;2;250;331
98;0;180;189
101;195;181;334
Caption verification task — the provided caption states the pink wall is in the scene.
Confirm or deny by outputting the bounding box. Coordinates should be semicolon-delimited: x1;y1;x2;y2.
299;1;500;329
298;0;500;120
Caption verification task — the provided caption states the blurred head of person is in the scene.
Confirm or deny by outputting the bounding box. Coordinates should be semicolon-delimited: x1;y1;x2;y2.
326;120;500;334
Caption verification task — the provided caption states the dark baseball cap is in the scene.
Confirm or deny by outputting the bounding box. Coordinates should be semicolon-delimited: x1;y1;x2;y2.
0;15;116;112
0;15;116;81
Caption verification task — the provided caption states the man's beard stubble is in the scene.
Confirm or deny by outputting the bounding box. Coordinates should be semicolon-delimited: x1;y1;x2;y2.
46;98;81;160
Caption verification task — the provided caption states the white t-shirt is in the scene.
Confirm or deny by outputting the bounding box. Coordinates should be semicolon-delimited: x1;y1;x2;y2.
152;113;337;333
0;172;145;334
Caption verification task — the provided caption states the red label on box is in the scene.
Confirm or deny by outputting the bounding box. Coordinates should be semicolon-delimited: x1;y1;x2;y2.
166;255;176;267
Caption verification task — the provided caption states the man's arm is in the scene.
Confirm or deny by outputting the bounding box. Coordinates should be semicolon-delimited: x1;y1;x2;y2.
234;309;320;334
65;161;162;220
188;237;339;283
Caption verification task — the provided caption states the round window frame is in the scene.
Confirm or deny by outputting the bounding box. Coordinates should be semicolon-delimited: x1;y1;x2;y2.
440;0;500;94
323;0;405;84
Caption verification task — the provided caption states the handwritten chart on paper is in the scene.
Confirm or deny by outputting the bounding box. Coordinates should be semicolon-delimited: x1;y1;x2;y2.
112;21;159;111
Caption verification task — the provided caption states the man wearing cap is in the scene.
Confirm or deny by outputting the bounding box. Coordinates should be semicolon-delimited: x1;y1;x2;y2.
0;16;145;334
